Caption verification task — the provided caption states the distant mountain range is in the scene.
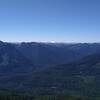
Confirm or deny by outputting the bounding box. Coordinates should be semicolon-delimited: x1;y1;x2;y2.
14;42;100;65
0;41;100;97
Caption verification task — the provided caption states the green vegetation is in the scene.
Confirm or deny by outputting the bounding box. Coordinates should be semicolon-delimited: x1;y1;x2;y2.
0;92;91;100
0;42;100;99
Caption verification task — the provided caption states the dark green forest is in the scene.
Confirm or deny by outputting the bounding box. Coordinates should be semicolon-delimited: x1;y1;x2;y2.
0;91;93;100
0;42;100;100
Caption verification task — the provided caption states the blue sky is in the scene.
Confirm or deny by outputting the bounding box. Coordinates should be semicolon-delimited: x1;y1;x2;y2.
0;0;100;42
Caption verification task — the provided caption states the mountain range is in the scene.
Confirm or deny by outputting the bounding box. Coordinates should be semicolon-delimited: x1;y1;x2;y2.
0;41;100;98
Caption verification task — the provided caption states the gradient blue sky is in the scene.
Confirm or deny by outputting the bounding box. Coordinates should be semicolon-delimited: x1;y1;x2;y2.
0;0;100;42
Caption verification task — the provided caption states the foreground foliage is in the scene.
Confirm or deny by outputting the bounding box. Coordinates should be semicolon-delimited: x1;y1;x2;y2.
0;93;91;100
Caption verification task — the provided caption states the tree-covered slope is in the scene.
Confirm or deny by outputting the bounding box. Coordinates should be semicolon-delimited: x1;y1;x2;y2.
0;41;100;99
0;41;35;74
15;42;100;66
0;52;100;98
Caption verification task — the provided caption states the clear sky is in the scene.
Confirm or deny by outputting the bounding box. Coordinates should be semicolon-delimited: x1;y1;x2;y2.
0;0;100;42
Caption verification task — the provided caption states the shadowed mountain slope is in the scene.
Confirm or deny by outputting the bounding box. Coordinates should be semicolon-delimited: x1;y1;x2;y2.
0;42;35;74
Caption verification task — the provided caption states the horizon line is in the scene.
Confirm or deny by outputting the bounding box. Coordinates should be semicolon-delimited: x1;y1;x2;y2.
1;40;100;44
